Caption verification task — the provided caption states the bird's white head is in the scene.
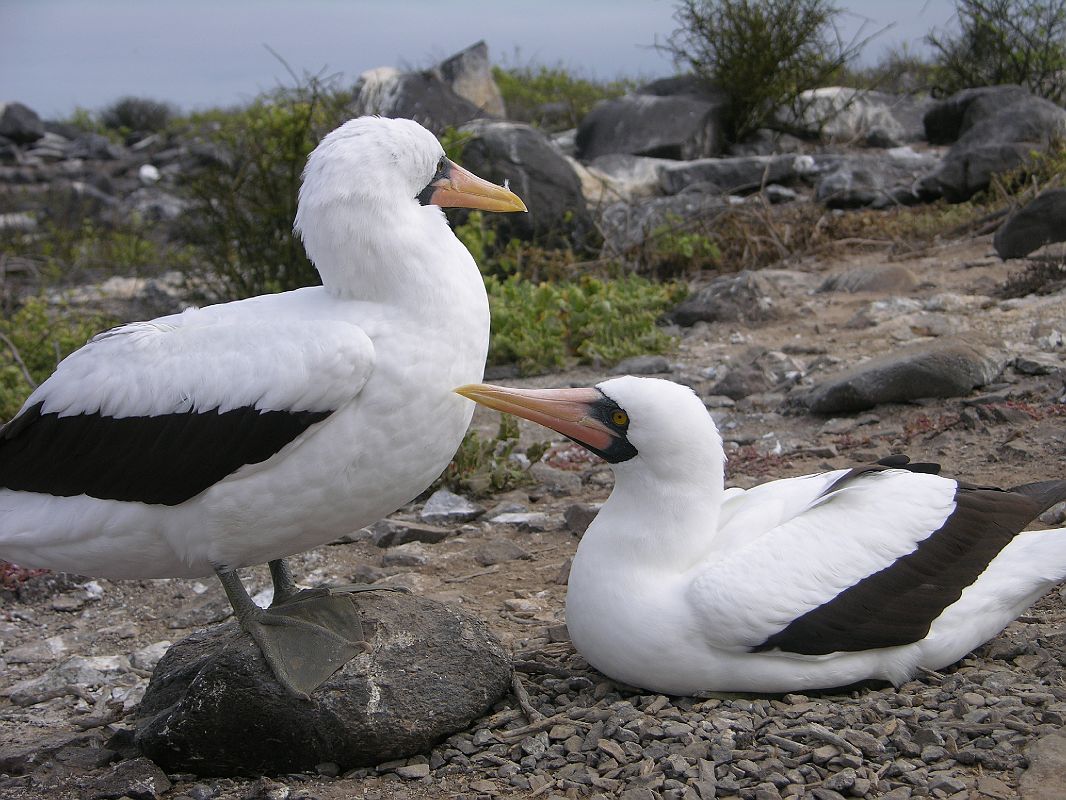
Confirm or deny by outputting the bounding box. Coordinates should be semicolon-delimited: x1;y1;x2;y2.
294;116;525;295
455;375;726;488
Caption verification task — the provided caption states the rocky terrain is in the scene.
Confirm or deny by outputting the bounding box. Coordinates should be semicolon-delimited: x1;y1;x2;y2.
2;233;1066;799
4;38;1066;800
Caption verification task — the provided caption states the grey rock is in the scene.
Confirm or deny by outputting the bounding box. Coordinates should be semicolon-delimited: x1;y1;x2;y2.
585;153;673;201
380;541;431;567
135;591;511;776
0;731;103;775
69;132;125;160
0;101;45;143
611;354;671;375
488;511;554;531
473;539;531;566
813;150;939;208
370;518;455;547
599;193;726;258
669;270;785;327
350;67;486;136
89;757;172;799
780;87;932;144
564;503;600;536
1020;732;1066;800
712;348;804;400
459;119;595;249
659;155;796;196
994;188;1066;259
420;488;485;524
130;640;172;672
921;87;1066;202
797;340;1003;413
436;40;505;118
818;264;919;294
576;92;726;161
530;461;584;495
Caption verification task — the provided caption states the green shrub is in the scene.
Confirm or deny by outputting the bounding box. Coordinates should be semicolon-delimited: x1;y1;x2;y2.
0;297;114;421
926;0;1066;102
492;64;637;132
177;75;353;300
436;414;546;496
663;0;867;142
486;274;685;375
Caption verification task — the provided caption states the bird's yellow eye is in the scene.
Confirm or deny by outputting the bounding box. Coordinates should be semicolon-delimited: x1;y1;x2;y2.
611;410;628;427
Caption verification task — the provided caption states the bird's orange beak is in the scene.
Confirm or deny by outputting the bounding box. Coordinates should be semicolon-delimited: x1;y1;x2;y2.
422;159;527;213
454;383;615;452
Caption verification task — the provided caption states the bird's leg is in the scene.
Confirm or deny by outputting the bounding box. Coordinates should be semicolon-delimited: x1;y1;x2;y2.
267;558;410;609
215;566;369;699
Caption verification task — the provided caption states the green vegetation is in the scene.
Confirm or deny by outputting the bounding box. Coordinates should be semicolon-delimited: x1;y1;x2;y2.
0;297;113;421
435;414;548;496
492;64;637;132
664;0;868;143
486;274;685;375
177;75;354;299
926;0;1066;102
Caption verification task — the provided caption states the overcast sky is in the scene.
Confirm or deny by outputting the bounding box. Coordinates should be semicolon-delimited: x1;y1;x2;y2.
1;0;958;119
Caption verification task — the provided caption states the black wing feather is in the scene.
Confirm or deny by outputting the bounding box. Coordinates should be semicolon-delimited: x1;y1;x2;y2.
0;402;332;506
752;459;1066;655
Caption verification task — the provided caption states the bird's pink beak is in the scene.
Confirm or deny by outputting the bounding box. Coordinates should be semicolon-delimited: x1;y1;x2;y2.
454;383;615;452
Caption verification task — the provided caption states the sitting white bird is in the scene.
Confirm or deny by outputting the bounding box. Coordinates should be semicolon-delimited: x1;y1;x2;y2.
0;116;526;698
456;376;1066;694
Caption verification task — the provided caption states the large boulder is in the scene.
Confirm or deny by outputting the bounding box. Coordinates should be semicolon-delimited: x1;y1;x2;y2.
458;119;596;248
436;40;505;118
994;188;1066;259
134;590;511;776
599;194;726;259
795;340;1003;414
350;67;486;136
812;149;940;208
669;270;792;326
576;92;726;161
780;87;933;145
0;101;45;144
659;154;798;195
920;86;1066;202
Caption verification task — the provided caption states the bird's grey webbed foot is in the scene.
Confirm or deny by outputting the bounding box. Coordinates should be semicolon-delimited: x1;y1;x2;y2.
217;565;371;699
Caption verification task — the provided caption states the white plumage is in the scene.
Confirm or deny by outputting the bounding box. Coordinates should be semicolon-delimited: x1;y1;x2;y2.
0;116;526;696
457;376;1066;694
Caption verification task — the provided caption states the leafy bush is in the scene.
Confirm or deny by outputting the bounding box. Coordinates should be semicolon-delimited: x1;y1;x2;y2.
926;0;1066;102
486;274;685;375
663;0;867;143
177;75;353;300
0;297;114;422
492;64;637;132
436;414;547;496
100;96;175;135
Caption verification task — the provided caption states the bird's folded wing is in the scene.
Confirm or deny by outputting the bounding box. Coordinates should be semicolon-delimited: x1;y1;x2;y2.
688;467;1042;655
0;317;375;505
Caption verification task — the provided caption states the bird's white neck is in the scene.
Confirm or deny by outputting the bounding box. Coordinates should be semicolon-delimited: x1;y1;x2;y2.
300;199;478;306
591;447;726;572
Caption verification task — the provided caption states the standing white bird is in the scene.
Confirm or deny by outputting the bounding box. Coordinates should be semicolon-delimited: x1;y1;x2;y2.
456;376;1066;694
0;116;526;698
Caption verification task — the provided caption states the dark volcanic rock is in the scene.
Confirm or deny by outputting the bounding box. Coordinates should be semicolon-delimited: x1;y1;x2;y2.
818;264;920;294
576;93;726;160
459;119;596;248
994;188;1066;259
89;757;172;800
920;87;1066;202
797;340;1003;413
0;102;45;144
1019;732;1066;800
813;151;938;208
134;591;511;776
351;68;486;136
